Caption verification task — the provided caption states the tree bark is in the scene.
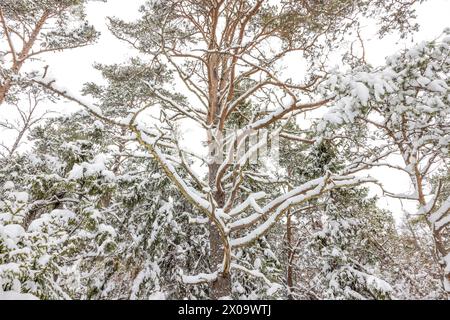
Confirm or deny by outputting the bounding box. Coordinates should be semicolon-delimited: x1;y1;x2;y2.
286;209;294;300
415;171;449;296
209;222;232;299
433;229;449;296
208;162;232;299
0;10;50;106
0;82;10;105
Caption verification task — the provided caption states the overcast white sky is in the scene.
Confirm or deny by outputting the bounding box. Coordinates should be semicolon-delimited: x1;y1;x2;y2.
2;0;450;223
41;0;450;95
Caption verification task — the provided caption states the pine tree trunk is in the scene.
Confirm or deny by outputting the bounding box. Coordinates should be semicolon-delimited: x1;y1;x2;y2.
208;162;232;299
286;209;294;300
0;82;10;105
432;229;449;297
209;223;232;299
416;175;449;297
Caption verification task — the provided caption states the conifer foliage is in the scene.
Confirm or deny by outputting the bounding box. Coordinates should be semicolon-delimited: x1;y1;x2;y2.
0;0;448;300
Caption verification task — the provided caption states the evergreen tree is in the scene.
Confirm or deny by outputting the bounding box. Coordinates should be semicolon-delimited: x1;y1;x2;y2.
0;0;100;105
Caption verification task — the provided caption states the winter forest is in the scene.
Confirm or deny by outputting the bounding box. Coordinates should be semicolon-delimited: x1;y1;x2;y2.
0;0;449;301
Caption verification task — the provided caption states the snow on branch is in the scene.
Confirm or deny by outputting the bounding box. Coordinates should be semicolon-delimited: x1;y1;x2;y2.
230;175;376;247
231;263;282;295
228;191;266;217
133;129;211;214
182;271;218;284
429;196;450;229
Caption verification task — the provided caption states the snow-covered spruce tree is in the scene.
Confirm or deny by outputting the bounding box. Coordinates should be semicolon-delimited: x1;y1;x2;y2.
1;106;202;299
274;125;401;299
393;213;445;298
0;112;117;299
319;31;450;296
37;0;423;299
309;188;396;299
79;60;213;299
0;0;100;105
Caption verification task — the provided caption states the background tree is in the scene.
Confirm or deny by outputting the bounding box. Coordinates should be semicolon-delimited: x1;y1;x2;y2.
0;0;100;105
0;111;116;299
319;31;450;295
276;127;401;299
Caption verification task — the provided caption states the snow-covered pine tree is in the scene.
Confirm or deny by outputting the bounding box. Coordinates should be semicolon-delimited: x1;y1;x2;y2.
36;0;423;299
0;0;101;105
